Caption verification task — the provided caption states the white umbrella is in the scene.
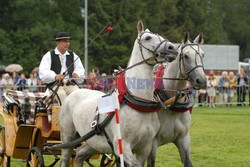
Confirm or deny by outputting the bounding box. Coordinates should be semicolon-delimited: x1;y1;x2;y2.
32;67;39;73
5;64;23;72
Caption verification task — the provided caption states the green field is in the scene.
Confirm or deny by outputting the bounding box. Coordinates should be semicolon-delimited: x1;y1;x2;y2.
1;106;250;167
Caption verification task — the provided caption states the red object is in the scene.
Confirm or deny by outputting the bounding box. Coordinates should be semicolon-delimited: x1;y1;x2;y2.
107;26;113;31
118;139;123;154
115;108;120;124
154;64;165;91
116;72;161;112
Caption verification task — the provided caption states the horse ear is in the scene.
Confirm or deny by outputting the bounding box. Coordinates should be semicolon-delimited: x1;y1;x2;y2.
194;33;204;44
182;32;190;44
137;20;144;34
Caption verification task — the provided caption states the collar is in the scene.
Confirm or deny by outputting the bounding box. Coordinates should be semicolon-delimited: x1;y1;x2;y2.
55;47;70;56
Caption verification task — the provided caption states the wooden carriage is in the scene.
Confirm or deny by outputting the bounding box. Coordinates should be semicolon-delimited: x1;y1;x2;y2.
0;90;114;167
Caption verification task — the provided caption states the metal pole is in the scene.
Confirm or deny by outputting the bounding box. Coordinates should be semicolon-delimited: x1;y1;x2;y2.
84;0;88;75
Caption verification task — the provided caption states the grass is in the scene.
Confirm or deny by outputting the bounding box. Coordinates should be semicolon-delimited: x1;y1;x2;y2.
155;106;250;167
1;105;250;166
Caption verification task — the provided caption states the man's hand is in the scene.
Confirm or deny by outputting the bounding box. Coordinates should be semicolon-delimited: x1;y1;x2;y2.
72;73;79;78
55;74;64;81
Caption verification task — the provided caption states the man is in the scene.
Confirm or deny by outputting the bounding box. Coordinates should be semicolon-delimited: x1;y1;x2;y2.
39;32;85;103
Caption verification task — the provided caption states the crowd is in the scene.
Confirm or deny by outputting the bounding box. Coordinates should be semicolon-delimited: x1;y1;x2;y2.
0;67;249;106
0;71;43;92
196;68;249;107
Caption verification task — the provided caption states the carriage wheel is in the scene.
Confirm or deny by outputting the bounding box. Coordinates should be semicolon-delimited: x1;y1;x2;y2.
0;126;10;167
26;147;45;167
100;154;116;167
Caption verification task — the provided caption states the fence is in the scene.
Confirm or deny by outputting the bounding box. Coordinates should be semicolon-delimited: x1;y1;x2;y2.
195;85;250;107
0;78;249;107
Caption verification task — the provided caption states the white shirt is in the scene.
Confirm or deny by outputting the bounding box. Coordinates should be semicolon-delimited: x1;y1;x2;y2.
39;48;85;84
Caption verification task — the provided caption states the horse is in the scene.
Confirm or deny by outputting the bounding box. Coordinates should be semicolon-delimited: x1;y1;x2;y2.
59;20;178;167
147;32;207;167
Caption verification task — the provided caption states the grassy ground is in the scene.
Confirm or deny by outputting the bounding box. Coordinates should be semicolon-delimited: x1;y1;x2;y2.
155;106;250;167
1;105;250;166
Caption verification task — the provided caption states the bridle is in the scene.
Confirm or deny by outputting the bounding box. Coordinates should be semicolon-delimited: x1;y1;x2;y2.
115;31;172;76
179;43;205;79
161;43;204;81
137;31;171;66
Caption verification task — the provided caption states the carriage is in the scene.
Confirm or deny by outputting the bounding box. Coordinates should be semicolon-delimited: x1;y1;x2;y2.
0;89;115;167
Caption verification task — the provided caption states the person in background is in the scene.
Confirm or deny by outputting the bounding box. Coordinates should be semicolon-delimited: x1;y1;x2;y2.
207;73;217;108
218;71;230;106
198;88;207;107
236;69;248;106
2;73;14;92
16;73;27;91
39;32;85;103
27;73;38;92
228;71;236;105
11;71;20;90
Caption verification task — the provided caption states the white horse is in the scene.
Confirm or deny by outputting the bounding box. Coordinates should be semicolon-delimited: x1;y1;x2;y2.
59;20;178;167
147;32;207;167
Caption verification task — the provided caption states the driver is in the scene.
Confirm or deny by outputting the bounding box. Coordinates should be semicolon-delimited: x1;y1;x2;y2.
39;32;85;103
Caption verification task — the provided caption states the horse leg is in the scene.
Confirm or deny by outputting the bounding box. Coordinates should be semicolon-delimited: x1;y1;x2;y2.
136;142;154;167
60;130;79;167
174;133;193;167
75;143;97;167
59;106;77;167
114;141;141;167
147;140;158;167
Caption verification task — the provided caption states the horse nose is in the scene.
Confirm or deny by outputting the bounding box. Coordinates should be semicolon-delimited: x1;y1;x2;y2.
165;42;178;55
168;45;174;50
196;78;207;88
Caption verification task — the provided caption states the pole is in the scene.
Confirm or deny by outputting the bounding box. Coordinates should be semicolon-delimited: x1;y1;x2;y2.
115;108;124;167
84;0;88;75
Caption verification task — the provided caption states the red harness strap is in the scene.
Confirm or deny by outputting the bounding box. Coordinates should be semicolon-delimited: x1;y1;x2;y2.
116;72;128;104
116;72;160;112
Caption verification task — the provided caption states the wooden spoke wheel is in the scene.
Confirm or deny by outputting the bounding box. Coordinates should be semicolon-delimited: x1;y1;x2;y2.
0;126;10;167
26;147;44;167
100;154;116;167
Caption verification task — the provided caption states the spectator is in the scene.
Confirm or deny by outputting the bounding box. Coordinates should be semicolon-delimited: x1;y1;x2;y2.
208;70;218;102
207;73;216;108
218;71;230;106
228;71;236;105
236;70;247;106
12;71;20;85
198;89;207;106
2;73;14;92
16;73;27;91
27;73;38;92
37;79;45;92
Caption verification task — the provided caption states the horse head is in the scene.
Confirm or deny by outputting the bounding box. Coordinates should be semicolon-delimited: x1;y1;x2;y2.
178;32;207;89
136;20;178;65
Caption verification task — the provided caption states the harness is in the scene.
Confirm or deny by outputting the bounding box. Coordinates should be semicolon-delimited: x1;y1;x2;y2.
116;72;161;112
154;65;194;113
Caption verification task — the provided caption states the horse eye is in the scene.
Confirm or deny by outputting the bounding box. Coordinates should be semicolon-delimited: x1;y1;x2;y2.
145;36;152;41
184;54;188;58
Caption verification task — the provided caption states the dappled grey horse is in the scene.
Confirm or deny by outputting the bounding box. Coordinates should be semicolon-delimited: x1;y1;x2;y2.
148;32;207;167
59;20;178;167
